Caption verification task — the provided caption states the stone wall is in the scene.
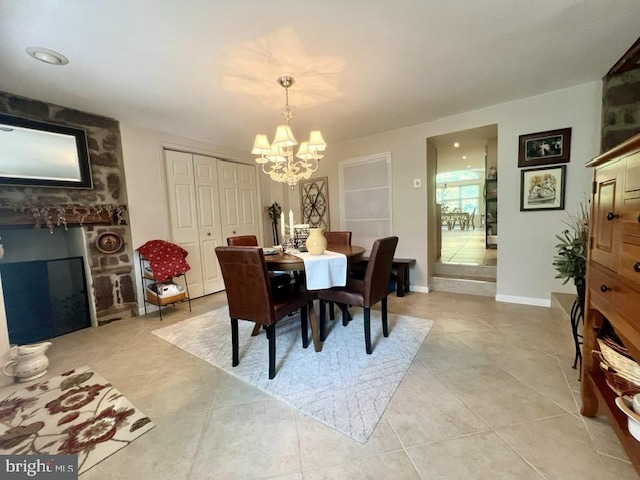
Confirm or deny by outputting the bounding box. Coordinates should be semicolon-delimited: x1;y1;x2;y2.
0;91;137;323
602;68;640;152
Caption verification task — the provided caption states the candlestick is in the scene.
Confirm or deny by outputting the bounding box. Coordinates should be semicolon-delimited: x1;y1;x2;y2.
289;210;294;239
280;211;285;239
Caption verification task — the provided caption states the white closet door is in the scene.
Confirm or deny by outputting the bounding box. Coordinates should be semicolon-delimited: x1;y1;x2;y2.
193;154;225;294
217;161;260;242
164;150;205;298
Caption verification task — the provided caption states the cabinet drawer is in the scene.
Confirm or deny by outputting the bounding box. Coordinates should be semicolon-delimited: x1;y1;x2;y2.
622;197;640;241
589;267;639;323
619;242;640;290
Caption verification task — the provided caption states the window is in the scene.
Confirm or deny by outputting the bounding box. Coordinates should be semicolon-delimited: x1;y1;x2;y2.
436;171;481;214
339;152;392;250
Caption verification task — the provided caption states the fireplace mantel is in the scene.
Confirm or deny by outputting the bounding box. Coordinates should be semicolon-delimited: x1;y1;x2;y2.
0;203;127;231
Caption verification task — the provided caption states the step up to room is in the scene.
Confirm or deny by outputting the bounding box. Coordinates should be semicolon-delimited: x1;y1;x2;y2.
430;275;496;297
434;262;496;280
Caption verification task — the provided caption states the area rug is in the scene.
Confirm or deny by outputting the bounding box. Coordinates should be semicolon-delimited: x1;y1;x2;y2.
152;306;433;443
0;366;155;474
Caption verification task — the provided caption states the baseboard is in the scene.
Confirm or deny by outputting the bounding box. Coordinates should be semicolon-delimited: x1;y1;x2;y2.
410;285;430;294
495;294;551;307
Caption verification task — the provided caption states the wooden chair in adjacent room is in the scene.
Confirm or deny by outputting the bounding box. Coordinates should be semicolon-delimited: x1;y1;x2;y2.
215;246;313;379
318;236;398;354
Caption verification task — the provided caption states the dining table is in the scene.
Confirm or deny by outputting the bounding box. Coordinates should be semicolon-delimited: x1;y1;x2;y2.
264;244;366;352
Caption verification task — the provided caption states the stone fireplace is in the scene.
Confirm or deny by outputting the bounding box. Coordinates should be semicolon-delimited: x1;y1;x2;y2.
0;91;137;333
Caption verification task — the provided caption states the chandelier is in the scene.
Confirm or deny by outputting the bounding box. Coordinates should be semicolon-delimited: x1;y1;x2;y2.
252;76;326;188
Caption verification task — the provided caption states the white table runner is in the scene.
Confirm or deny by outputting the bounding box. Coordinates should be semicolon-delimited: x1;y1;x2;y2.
294;250;347;290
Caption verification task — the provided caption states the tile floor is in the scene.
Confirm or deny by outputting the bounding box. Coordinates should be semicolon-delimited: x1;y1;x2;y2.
3;291;636;479
440;227;497;266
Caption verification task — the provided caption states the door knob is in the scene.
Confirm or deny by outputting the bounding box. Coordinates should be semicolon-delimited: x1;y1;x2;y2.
634;262;640;273
207;232;211;236
600;284;610;292
606;212;619;221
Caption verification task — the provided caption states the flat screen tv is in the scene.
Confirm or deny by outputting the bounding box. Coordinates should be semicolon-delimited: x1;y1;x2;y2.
0;113;93;189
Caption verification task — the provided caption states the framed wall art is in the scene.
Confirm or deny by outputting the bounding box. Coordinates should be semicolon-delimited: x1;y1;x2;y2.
300;176;330;229
518;127;571;167
520;165;566;211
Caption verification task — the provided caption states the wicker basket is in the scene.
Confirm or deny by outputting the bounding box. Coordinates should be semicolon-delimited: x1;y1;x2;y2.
146;283;186;306
599;361;640;396
597;335;640;385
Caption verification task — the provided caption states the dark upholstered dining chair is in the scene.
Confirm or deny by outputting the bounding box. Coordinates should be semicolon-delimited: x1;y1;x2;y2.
215;246;312;379
227;235;292;337
324;231;352;246
318;236;398;354
323;231;352;324
227;235;292;290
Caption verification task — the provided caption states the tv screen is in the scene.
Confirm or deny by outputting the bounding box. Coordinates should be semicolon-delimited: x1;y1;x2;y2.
0;113;93;189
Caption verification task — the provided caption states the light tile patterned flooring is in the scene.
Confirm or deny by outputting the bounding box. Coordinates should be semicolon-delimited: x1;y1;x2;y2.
441;226;497;266
3;291;636;479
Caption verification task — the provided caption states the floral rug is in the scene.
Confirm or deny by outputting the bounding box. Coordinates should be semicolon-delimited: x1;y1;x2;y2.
153;306;433;443
0;366;155;474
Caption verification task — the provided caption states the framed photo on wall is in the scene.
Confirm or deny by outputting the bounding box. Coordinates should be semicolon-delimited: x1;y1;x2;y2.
520;165;566;211
518;128;571;167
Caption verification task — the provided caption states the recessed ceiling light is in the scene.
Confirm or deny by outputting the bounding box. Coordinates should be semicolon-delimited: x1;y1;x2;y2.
467;164;471;168
462;155;467;160
453;142;460;148
25;47;69;65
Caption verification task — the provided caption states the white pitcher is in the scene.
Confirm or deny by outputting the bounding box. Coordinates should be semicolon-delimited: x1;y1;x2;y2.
3;342;52;382
305;228;327;255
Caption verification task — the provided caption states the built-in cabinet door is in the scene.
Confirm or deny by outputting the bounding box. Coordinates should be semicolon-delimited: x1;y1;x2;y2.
591;159;624;272
217;162;260;242
165;150;260;298
193;155;225;294
165;150;205;298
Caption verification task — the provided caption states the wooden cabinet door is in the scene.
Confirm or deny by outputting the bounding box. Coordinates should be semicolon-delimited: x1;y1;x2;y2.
591;159;623;272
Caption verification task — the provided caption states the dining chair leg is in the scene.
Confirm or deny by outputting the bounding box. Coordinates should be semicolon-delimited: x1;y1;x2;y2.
341;304;350;326
251;322;261;336
231;318;239;367
267;324;276;379
364;307;372;354
301;304;309;348
382;296;389;337
319;299;327;341
329;301;335;320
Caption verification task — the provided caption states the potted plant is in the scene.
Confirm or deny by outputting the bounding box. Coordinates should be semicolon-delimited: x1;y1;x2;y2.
553;200;589;369
553;200;589;288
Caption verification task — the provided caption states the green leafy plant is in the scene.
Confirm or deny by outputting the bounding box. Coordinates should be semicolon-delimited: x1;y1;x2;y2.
553;200;589;284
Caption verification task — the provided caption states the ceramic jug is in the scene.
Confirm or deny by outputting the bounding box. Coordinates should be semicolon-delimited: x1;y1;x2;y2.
305;228;327;255
3;342;52;382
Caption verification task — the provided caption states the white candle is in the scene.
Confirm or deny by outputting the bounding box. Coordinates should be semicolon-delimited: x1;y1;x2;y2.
289;210;294;239
280;211;285;239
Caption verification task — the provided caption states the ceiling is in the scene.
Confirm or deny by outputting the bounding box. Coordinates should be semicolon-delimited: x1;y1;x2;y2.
0;1;639;154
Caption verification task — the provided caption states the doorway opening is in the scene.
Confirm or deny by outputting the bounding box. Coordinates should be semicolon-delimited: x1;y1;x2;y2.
428;124;498;266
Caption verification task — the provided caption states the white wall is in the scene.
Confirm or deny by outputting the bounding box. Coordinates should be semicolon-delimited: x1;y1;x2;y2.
119;123;274;307
323;81;602;305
